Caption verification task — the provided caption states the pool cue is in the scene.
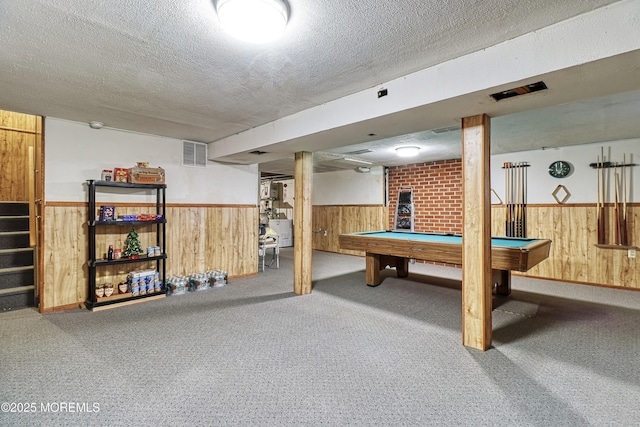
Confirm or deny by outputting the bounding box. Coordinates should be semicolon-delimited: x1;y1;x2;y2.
614;166;621;245
504;163;509;235
512;163;516;236
517;162;524;237
596;155;602;244
522;162;527;237
511;162;515;237
505;162;512;236
511;162;516;237
598;149;606;244
621;154;628;246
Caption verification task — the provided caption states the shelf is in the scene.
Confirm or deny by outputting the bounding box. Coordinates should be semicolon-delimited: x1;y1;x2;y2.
86;179;166;311
86;290;166;311
588;162;637;169
90;219;166;226
594;244;638;250
90;179;166;189
90;254;167;267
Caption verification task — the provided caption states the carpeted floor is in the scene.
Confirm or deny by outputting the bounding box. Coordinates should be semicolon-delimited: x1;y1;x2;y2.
1;249;639;426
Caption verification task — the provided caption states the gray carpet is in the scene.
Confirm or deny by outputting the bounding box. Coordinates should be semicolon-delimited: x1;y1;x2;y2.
1;249;639;426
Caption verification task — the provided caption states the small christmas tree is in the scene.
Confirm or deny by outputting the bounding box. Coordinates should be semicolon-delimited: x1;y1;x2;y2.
123;228;142;259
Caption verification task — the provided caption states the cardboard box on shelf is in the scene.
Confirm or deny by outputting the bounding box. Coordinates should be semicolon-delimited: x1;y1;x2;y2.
128;166;165;184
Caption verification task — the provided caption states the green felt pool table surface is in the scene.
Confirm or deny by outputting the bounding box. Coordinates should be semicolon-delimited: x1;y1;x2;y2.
339;230;552;290
356;231;544;247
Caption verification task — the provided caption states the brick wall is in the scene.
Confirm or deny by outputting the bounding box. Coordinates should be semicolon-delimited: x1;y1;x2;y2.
388;159;462;233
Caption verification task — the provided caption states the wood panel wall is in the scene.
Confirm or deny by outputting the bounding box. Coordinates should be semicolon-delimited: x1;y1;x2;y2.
0;110;39;201
42;203;259;311
491;204;639;289
312;205;388;255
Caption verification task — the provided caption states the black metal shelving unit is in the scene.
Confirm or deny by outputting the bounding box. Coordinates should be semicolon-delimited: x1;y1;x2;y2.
86;180;167;310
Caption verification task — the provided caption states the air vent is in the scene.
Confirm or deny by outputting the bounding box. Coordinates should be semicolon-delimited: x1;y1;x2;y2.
250;150;268;155
344;149;373;155
182;141;207;168
490;81;548;101
431;125;460;134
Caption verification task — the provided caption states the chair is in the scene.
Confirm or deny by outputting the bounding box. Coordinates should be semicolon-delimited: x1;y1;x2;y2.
258;234;279;271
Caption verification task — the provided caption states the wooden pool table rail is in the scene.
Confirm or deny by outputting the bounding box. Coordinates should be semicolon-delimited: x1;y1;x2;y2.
339;231;552;293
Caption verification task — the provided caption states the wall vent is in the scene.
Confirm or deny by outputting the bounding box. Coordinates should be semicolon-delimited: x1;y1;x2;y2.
490;81;548;101
182;141;207;168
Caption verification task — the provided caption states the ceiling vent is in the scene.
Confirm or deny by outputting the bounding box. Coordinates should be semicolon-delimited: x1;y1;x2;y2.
344;149;373;155
431;125;460;134
250;150;268;155
183;141;207;168
490;81;548;101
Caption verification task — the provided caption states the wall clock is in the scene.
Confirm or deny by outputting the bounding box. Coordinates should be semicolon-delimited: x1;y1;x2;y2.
548;160;572;178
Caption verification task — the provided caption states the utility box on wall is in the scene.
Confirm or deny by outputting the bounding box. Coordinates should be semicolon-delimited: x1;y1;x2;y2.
260;181;283;200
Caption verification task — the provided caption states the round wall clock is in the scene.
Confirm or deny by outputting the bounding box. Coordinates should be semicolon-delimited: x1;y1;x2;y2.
548;160;572;178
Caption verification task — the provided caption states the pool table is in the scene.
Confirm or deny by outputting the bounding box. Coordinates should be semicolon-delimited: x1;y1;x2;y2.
339;230;552;295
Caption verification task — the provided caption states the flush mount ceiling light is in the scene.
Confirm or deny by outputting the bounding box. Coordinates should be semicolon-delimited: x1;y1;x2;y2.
395;146;420;157
216;0;289;44
88;121;104;129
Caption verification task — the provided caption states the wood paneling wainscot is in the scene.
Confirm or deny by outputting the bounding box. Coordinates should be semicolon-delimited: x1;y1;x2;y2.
42;203;259;311
491;204;639;289
312;205;388;255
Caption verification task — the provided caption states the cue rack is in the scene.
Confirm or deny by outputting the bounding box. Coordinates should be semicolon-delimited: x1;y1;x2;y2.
503;162;529;238
590;148;636;247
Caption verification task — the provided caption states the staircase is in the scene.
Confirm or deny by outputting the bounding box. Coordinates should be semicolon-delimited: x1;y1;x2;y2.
0;202;35;311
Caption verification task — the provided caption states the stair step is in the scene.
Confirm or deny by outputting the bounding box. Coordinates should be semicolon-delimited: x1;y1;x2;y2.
0;248;34;269
0;231;31;249
0;204;35;311
0;216;29;232
0;285;34;296
0;288;35;311
0;266;35;290
0;265;35;274
0;202;29;217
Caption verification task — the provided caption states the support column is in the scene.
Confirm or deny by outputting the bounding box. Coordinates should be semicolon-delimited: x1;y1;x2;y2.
461;114;492;350
294;151;313;295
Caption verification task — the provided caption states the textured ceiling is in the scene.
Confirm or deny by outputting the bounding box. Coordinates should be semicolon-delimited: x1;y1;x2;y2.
0;0;637;174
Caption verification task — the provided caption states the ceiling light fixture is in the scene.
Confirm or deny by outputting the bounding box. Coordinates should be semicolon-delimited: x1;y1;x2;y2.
88;121;104;129
395;146;420;157
216;0;289;44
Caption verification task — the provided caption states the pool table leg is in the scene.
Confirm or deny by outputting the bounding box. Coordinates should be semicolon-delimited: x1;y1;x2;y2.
492;269;511;296
365;253;381;286
366;253;409;286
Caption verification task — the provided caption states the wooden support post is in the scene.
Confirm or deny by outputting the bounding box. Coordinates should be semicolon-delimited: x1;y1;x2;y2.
294;151;313;295
461;114;492;351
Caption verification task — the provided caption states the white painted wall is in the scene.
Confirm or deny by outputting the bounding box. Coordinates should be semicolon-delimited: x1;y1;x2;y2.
45;118;258;203
313;166;385;205
261;167;385;218
491;138;638;204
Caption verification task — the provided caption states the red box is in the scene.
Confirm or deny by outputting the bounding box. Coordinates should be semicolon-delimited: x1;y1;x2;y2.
113;168;129;182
